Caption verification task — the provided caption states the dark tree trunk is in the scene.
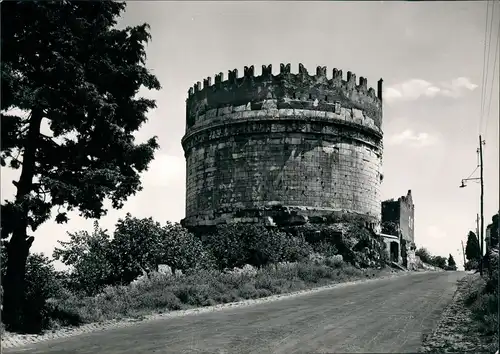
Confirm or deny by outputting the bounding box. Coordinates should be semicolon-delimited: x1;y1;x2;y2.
2;110;42;331
3;233;34;331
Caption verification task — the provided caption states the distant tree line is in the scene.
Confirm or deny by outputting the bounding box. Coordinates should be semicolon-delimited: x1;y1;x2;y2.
415;247;456;270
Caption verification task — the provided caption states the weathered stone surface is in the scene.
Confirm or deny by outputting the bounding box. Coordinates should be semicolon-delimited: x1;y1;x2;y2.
182;63;384;230
381;190;415;243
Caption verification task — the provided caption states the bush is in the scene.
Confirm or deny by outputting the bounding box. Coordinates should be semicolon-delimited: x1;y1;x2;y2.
2;250;71;333
202;224;311;270
53;217;216;296
160;222;217;273
325;255;344;268
293;223;387;267
463;277;486;306
465;260;479;271
53;222;119;296
471;292;498;335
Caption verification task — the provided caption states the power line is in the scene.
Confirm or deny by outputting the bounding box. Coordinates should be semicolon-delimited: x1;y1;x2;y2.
466;166;479;180
484;6;500;138
483;0;497;107
479;1;491;134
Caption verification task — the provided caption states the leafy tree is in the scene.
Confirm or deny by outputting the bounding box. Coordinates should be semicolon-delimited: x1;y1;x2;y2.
21;253;66;333
416;247;432;264
111;214;165;283
1;246;64;333
203;224;254;270
1;1;161;330
203;224;312;270
465;231;481;262
448;254;456;267
110;215;213;282
486;213;499;250
430;255;447;269
464;259;479;271
160;222;216;274
52;221;116;296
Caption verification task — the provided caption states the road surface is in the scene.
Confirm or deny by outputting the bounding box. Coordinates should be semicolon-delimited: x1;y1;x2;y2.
4;271;465;353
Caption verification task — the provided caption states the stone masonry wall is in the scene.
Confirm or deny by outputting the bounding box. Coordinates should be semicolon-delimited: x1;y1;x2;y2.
381;190;415;243
182;64;384;229
399;190;415;243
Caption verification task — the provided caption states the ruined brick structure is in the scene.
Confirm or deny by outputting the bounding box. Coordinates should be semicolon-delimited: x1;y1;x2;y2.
181;63;384;230
381;190;416;266
381;190;415;243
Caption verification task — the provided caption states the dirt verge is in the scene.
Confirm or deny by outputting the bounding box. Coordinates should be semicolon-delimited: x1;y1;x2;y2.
420;273;497;353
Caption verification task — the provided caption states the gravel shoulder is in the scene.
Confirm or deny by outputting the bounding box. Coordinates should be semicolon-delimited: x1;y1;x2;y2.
420;272;497;354
3;270;463;353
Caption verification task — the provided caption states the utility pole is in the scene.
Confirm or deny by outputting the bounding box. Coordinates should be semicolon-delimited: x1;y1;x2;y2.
459;135;486;276
461;240;466;266
479;135;485;277
476;214;480;240
476;213;481;273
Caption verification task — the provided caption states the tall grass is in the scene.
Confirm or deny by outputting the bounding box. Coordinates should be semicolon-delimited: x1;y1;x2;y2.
462;251;499;352
49;259;388;328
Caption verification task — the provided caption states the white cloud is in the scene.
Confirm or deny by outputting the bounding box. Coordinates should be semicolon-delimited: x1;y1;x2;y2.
426;225;447;240
387;129;437;148
385;77;478;103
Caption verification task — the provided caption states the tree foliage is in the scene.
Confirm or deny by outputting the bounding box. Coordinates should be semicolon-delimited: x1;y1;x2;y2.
203;224;312;270
1;0;160;236
486;213;499;250
160;222;216;273
415;247;448;269
109;215;214;283
430;255;447;269
381;221;399;236
52;221;116;296
416;247;432;264
1;0;161;330
1;243;64;333
466;231;481;262
447;254;456;267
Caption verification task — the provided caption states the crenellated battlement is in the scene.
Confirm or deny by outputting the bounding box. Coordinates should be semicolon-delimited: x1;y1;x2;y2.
186;63;383;131
187;63;382;100
182;63;385;231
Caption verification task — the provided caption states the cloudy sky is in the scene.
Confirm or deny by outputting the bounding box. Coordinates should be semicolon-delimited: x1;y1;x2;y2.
2;1;499;269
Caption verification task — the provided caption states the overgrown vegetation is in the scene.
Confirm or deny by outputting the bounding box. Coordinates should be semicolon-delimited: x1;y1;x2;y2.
1;218;394;334
460;245;498;352
415;247;449;269
469;214;499;349
422;213;499;353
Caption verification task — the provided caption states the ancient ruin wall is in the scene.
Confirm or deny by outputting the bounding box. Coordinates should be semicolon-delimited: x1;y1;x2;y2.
181;63;384;229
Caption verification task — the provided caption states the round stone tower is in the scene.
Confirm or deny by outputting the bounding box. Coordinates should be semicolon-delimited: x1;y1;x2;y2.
181;63;384;230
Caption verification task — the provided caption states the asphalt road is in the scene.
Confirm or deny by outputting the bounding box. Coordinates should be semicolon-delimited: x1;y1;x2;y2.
4;271;465;354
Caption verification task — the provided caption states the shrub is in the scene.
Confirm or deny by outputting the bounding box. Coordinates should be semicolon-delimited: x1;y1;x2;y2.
471;293;498;335
485;248;498;294
463;277;486;306
2;251;71;333
160;222;217;273
465;260;479;271
325;255;344;268
293;223;387;267
53;222;119;296
203;224;312;270
416;247;432;264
